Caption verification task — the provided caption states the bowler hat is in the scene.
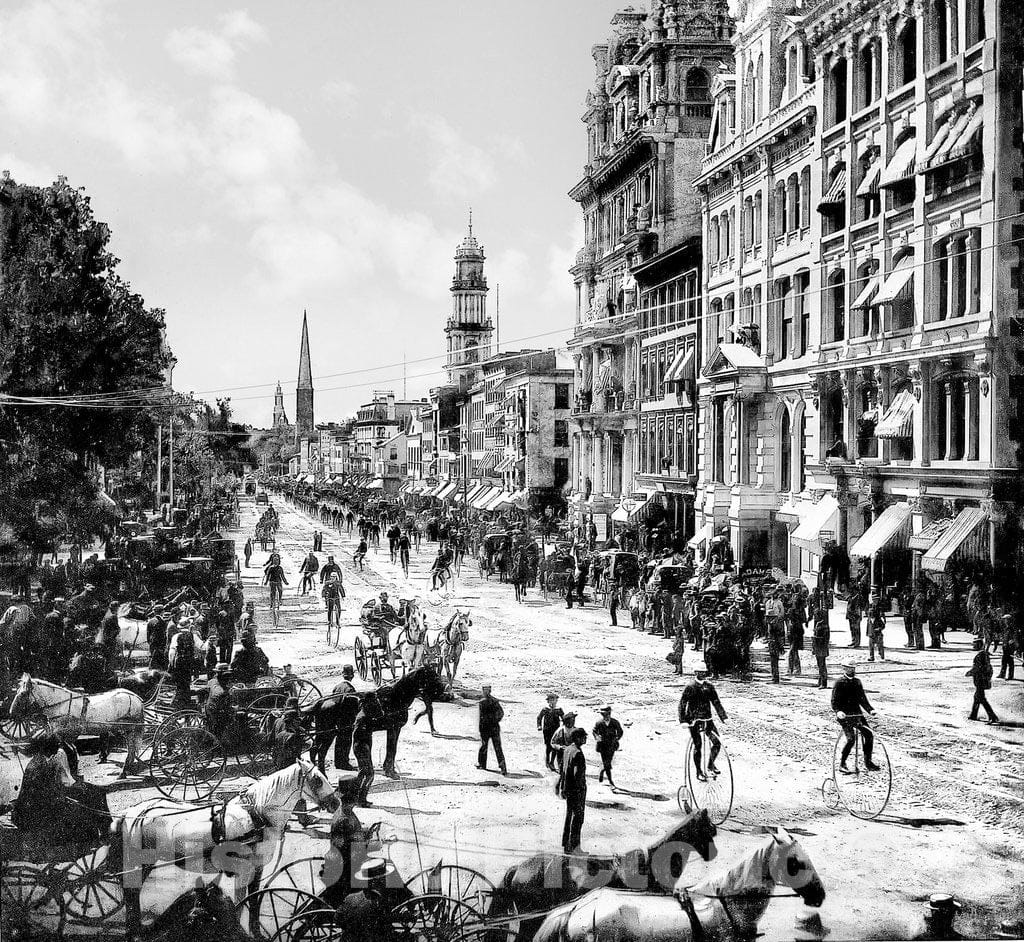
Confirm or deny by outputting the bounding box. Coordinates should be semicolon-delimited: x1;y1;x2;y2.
355;857;396;882
215;662;231;673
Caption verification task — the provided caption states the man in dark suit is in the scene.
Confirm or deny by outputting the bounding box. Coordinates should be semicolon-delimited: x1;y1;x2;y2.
831;662;880;771
560;727;588;854
476;684;507;774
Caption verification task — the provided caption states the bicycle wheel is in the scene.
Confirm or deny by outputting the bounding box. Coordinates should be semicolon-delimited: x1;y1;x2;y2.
684;732;733;825
832;726;892;819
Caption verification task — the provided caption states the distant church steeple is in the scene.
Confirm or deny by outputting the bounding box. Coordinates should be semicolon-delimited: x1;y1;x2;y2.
272;381;289;428
295;311;314;439
444;211;492;388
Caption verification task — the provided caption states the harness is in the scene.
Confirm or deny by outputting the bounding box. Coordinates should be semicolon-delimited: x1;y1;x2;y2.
211;798;266;846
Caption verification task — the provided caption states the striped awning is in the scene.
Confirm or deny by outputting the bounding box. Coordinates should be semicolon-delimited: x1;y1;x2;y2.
436;482;458;501
485;490;514;511
923;104;982;172
852;274;881;309
879;136;917;188
908;517;954;553
922;508;988;572
850;503;912;558
875;388;916;439
478;452;497;472
664;346;695;384
818;168;847;209
471;485;498;509
687;521;715;550
422;482;444;498
495;455;515;472
612;492;655;523
399;481;414;494
874;255;915;305
791;495;840;552
855;160;881;197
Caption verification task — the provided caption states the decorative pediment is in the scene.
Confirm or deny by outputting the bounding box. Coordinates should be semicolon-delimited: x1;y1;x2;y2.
702;342;767;378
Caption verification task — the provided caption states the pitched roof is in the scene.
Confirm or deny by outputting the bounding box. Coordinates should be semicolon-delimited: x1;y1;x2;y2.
297;310;313;389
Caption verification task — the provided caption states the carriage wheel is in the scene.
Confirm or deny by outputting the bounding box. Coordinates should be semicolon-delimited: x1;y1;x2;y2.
237;887;323;941
369;652;383;687
263;856;325;894
390;893;485;942
282;678;322;711
1;863;62;932
684;735;734;826
152;722;226;802
62;845;124;925
0;708;49;744
354;637;369;680
266;908;340;942
405;865;497;915
832;729;892;820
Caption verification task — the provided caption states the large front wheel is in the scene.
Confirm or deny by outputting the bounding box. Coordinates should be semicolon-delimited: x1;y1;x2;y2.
832;726;891;819
683;732;733;825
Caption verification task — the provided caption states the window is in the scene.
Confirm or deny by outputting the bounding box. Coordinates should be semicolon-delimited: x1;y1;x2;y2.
967;0;985;45
787;45;799;98
779;408;792;492
753;191;763;246
774;181;787;236
554;457;569;489
896;19;917;86
709;298;724;352
739;400;758;484
777;277;794;359
786;173;800;232
828;270;846;342
930;0;951;66
796;412;807;491
755;54;764;121
724;293;736;341
744;62;755;127
830;58;848;125
800;167;811;228
554;420;569;448
934;229;980;320
686;67;710;101
796;271;811;356
554;383;570;410
713;398;727;483
859;40;878;108
710;216;720;263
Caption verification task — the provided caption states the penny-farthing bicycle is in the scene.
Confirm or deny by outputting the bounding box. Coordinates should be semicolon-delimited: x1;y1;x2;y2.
821;713;892;819
677;718;734;825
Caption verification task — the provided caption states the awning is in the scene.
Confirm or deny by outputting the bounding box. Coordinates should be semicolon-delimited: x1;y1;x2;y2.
879;136;917;188
463;482;487;503
855;160;881;197
791;495;840;552
924;105;982;172
875;388;916;439
908;517;955;552
687;521;715;550
945;107;982;163
485;490;514;511
399;481;414;494
921;114;958;169
874;254;914;305
478;452;497;472
664;347;694;384
365;478;385;491
776;501;802;525
852;274;881;308
471;485;498;509
817;168;847;209
422;482;443;498
849;503;912;558
922;508;988;572
436;482;458;501
612;493;654;523
495;455;515;472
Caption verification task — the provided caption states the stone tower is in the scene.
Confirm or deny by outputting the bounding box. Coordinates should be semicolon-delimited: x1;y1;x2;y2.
295;311;314;439
272;381;289;428
444;211;493;389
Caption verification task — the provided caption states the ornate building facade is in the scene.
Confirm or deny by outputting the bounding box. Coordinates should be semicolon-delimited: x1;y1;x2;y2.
445;214;494;390
569;2;734;541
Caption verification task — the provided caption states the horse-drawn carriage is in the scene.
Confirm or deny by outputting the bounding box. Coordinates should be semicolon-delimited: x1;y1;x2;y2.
478;532;511;579
539;551;576;600
593;550;641;608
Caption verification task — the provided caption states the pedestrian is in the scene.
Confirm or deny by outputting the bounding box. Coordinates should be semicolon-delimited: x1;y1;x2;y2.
967;644;999;723
787;599;804;677
812;607;830;689
353;691;383;807
846;591;863;648
549;711;577;780
536;694;564;770
997;614;1016;681
217;607;236;665
609;585;619;627
592;705;623;787
244;538;253;568
476;684;507;775
868;595;886;661
559;727;588;854
767;609;786;683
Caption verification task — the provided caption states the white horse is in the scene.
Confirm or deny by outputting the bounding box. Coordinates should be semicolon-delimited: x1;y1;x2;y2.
9;673;145;774
397;599;429;670
437;610;470;684
532;828;826;942
116;758;339;940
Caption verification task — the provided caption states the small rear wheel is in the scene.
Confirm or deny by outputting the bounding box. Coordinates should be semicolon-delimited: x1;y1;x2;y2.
369;652;383;687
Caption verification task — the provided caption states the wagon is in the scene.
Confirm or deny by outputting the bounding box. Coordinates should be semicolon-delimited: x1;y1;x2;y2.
595;551;641;608
146;670;321;803
478;532;511;579
353;597;410;684
540;552;576;600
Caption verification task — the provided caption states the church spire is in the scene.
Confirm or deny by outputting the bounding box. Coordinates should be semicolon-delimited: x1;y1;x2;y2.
297;310;313;390
272;380;288;427
295;311;314;437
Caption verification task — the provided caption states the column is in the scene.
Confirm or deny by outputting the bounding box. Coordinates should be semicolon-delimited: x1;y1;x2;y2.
622;429;634;494
843;369;857;456
593;433;604;495
604;432;614;495
943;381;955;460
964;378;978;461
917;361;930;466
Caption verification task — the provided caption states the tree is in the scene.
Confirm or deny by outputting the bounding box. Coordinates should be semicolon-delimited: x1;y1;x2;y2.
0;174;170;548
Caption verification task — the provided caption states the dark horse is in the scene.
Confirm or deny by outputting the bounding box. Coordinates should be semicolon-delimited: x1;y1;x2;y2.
308;665;447;777
145;880;254;942
491;806;717;942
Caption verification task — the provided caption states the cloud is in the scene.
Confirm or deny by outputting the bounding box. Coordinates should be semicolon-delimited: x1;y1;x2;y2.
166;10;267;80
0;153;59;187
409;113;497;199
323;79;358;108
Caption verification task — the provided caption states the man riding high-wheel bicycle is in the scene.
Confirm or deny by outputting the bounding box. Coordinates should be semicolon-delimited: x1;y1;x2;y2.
678;667;728;781
831;662;881;773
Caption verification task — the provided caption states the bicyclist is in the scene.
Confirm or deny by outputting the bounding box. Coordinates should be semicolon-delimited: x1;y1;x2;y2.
263;558;288;611
398;531;411;577
831;662;881;772
353;538;368;572
430;545;453;591
678;666;728;782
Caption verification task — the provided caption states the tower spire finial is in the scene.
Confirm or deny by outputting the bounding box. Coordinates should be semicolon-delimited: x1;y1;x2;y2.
468;206;473;237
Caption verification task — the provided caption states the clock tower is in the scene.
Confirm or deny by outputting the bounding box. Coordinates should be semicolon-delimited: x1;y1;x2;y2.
444;212;493;388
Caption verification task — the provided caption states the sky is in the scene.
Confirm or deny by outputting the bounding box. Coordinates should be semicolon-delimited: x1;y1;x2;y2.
0;0;632;425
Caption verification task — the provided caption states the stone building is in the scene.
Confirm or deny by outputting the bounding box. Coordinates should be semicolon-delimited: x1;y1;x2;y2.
569;2;734;542
445;213;494;390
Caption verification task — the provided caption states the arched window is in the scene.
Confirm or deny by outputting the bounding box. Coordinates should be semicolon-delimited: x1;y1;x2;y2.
710;216;720;264
779;408;793;492
774;181;787;236
787;45;799;98
753;191;763;245
755;54;764;120
709;297;724;350
800;166;811;229
744;62;755;127
796;411;807;491
724;293;736;338
930;0;949;66
896;19;917;86
685;67;710;101
828;269;846;342
721;211;730;260
786;173;800;232
859;41;877;108
830;58;848;125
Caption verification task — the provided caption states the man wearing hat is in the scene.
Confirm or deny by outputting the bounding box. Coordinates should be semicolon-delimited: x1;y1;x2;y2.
311;665;358;773
549;712;577;784
592;705;624;787
230;631;270;684
271;697;307;769
912;894;964;940
321;777;367;906
678;667;728;782
353;692;384;807
831;662;880;772
332;856;412;942
967;643;999;723
536;693;564;770
476;684;507;775
560;727;589;854
205;662;235;743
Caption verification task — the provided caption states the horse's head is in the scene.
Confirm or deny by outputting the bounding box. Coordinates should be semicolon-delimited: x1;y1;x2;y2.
665;804;717;862
297;758;340;814
9;674;33;716
764;827;825;908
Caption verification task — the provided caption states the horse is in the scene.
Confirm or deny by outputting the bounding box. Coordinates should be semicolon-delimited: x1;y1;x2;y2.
437;611;470;685
492;806;717;941
628;589;649;630
8;673;145;774
114;758;339;941
145;879;254;942
308;666;447;778
531;827;825;942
